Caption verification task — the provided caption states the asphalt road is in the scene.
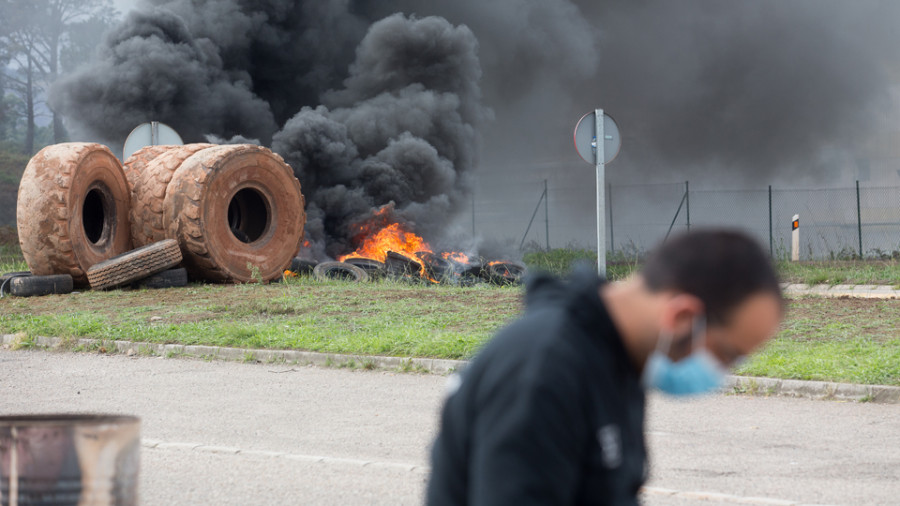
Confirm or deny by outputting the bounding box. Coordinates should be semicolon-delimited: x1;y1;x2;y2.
0;350;898;505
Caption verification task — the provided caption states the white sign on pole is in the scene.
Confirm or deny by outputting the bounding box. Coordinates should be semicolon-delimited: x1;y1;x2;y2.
574;110;621;277
122;121;184;161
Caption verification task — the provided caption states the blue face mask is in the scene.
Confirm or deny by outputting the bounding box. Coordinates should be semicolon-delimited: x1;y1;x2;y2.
642;317;728;396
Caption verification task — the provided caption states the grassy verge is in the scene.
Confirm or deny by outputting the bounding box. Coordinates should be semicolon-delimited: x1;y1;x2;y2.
737;297;900;386
3;242;900;385
523;249;900;287
0;277;522;360
2;273;899;385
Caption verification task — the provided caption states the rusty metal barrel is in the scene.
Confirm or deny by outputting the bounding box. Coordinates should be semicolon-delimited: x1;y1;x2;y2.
0;415;140;506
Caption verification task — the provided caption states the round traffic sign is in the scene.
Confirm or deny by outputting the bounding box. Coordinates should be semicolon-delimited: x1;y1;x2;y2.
574;111;621;165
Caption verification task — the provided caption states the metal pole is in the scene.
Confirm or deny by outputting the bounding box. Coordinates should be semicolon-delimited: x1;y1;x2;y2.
856;180;863;258
595;109;606;276
544;179;550;251
608;183;615;254
685;181;691;232
768;185;773;257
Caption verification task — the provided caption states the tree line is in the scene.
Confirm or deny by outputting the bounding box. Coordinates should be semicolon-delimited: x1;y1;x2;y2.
0;0;117;155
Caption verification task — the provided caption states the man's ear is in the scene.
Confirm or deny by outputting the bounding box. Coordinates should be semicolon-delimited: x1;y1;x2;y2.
660;293;705;338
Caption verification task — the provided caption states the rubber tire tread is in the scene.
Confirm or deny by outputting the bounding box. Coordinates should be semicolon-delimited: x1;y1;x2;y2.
313;262;369;283
122;145;172;192
17;143;132;285
133;267;188;289
130;144;215;247
165;144;305;283
9;274;74;297
87;239;183;290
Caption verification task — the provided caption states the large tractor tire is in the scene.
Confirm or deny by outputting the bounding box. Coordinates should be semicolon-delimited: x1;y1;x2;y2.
17;143;132;286
122;145;173;192
129;144;215;247
164;144;306;283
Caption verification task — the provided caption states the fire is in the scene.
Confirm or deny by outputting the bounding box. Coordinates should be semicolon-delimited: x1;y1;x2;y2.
442;252;470;264
339;222;433;264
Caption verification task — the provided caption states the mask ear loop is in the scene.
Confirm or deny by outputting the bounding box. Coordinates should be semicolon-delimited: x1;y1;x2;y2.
654;327;674;357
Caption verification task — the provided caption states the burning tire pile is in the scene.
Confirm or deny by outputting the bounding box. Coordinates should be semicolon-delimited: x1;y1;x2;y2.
6;142;306;297
7;142;524;297
288;208;527;286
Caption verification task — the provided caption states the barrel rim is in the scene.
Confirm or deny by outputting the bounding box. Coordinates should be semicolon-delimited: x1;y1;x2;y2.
0;414;140;426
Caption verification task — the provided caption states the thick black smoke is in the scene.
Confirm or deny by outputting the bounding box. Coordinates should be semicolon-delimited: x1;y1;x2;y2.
272;13;486;258
51;0;900;255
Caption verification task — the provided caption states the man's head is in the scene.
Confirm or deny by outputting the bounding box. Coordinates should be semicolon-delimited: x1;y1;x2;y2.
603;229;784;384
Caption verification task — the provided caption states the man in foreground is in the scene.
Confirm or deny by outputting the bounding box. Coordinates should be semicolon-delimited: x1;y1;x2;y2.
427;229;784;505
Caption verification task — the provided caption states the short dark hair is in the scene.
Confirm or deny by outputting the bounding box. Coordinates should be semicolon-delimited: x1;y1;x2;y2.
641;229;783;325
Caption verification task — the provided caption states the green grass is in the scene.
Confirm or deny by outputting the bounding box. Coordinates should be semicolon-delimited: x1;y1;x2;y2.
775;260;900;288
523;249;900;287
737;297;900;385
0;277;522;360
3;243;900;385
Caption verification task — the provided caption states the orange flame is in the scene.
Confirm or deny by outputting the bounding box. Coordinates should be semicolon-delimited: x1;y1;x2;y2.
442;252;470;263
339;222;433;263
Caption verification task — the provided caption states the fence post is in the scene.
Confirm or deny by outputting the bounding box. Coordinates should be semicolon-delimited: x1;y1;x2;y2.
544;179;550;251
685;181;691;231
856;180;862;258
768;185;773;257
608;183;615;254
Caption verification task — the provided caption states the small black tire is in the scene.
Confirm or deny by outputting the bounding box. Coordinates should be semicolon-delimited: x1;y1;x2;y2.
1;271;31;285
313;262;369;283
0;272;31;297
416;252;454;282
8;274;74;297
344;258;385;278
289;258;318;275
87;239;183;290
485;261;527;285
133;268;188;289
384;251;423;279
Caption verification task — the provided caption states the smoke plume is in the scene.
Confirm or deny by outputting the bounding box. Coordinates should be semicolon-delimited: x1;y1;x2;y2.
50;0;900;255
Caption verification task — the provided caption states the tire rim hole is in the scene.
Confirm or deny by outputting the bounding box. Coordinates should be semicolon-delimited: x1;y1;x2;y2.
228;188;270;244
82;187;111;246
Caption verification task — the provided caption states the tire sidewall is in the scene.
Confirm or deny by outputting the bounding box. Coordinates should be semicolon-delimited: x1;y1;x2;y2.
68;149;133;271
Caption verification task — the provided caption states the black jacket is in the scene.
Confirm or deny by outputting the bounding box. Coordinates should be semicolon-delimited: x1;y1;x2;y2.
427;269;647;505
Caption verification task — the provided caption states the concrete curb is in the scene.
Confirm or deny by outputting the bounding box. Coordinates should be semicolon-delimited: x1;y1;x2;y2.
0;334;464;375
725;376;900;404
783;283;900;299
3;333;900;404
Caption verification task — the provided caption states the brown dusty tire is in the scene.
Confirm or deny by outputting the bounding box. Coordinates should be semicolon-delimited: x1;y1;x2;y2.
164;144;306;283
17;143;132;286
122;145;174;192
129;144;215;247
313;261;369;283
86;239;182;290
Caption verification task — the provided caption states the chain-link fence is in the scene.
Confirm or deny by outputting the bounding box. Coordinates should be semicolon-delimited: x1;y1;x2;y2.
3;171;898;260
488;179;900;260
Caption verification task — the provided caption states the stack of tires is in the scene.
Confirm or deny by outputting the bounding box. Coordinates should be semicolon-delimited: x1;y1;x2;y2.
9;142;305;297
